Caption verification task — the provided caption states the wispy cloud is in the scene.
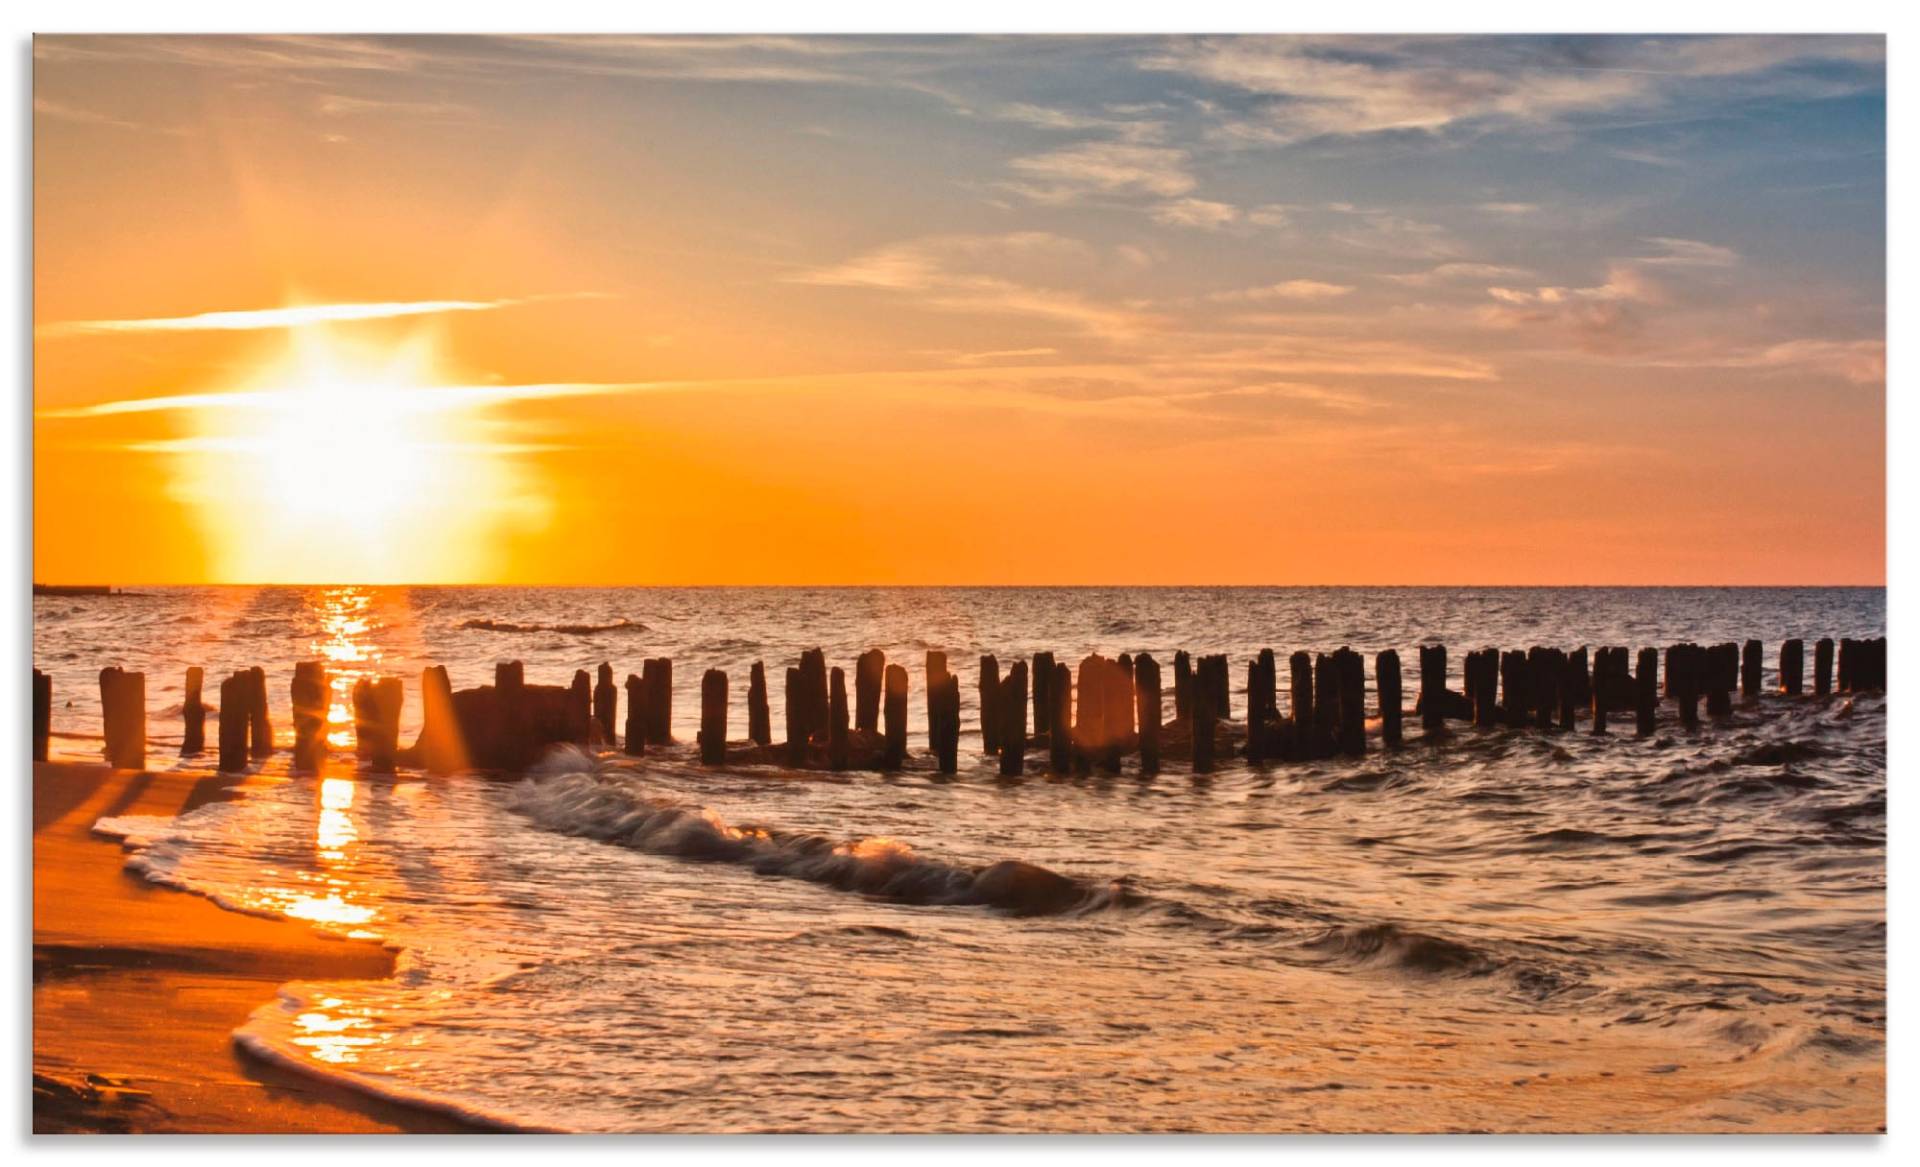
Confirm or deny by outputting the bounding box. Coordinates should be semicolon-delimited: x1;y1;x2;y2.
1209;279;1355;303
1003;141;1194;205
38;295;597;338
35;381;670;421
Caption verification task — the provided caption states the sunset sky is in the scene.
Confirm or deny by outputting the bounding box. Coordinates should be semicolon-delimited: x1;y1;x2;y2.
33;34;1885;585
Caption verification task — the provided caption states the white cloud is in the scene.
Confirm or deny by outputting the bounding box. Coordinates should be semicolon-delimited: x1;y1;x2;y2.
1004;141;1195;204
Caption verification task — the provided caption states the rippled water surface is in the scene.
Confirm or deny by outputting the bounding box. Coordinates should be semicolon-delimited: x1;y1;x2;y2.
39;587;1886;1132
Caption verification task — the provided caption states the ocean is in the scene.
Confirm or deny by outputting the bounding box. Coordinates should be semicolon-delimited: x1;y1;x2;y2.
34;586;1887;1132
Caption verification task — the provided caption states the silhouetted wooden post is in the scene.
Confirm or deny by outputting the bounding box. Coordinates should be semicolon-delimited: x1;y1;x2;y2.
1557;651;1579;730
1115;653;1137;741
1705;643;1736;717
999;661;1027;777
828;667;850;770
351;678;375;759
594;663;617;743
785;667;805;765
1074;654;1105;766
1289;651;1312;742
699;669;727;765
247;666;273;759
1779;639;1804;697
1204;655;1231;724
1591;648;1612;734
1191;673;1216;774
495;661;525;767
1814;637;1834;697
292;661;329;773
883;664;908;771
1334;648;1365;756
624;675;645;756
32;669;51;762
1245;660;1266;764
180;667;205;756
99;666;146;771
420;665;461;772
1417;645;1445;732
1672;644;1701;729
748;662;771;746
218;672;248;772
979;655;1002;756
933;674;960;774
1527;648;1557;731
1741;640;1762;703
1634;648;1657;736
1470;649;1499;729
1048;661;1073;774
1311;653;1338;759
569;669;594;745
1135;653;1161;774
1377;649;1403;749
369;677;402;773
926;651;949;757
799;649;829;746
1174;651;1193;722
1032;651;1054;738
1499;651;1529;730
855;650;884;733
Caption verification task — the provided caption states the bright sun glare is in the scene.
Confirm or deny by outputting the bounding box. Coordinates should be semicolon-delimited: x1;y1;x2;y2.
173;325;546;583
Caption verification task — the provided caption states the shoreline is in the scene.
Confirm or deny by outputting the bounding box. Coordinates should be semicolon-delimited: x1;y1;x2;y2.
32;761;483;1134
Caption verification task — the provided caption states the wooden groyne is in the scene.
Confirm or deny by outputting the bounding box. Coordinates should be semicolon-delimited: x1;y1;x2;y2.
31;633;1888;776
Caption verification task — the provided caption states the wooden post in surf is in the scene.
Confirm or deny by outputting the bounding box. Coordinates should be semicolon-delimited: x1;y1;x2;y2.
1205;655;1231;725
828;667;850;770
1557;650;1581;731
351;678;375;759
799;649;829;747
420;665;461;772
496;661;526;766
624;675;645;756
784;666;805;765
933;674;960;774
1779;639;1804;697
882;663;908;771
1191;672;1216;774
1334;648;1365;756
926;651;949;758
1074;655;1108;772
1590;648;1612;734
1741;640;1762;703
1048;661;1073;774
1814;638;1834;697
979;655;1002;756
1289;651;1312;744
1377;649;1403;749
594;663;617;744
1244;659;1266;764
1499;651;1529;730
1099;656;1126;774
246;666;273;759
370;677;402;773
218;672;249;773
1470;649;1499;729
1115;653;1137;740
291;661;329;773
181;666;205;756
747;662;771;746
1705;643;1737;717
32;668;51;763
855;650;884;733
999;661;1027;777
1135;653;1161;774
1031;652;1055;739
569;670;593;745
1634;648;1657;736
99;666;146;771
1671;644;1701;729
699;669;727;765
641;658;672;744
1528;648;1558;731
1417;645;1445;733
1173;651;1193;722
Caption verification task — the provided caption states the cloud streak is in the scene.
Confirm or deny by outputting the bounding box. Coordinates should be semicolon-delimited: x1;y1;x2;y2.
38;295;597;338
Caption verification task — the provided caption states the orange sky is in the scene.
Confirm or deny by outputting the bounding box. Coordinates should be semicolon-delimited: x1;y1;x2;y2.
33;35;1886;585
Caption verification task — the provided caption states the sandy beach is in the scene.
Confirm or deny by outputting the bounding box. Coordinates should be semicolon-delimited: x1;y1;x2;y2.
31;761;476;1134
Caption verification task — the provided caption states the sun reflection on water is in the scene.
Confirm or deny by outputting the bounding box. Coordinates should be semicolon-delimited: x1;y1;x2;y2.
314;587;380;750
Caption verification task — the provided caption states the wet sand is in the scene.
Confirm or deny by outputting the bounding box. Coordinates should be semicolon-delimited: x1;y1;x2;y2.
32;761;477;1134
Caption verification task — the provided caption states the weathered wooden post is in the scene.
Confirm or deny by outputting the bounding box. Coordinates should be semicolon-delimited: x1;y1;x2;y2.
592;663;616;743
420;665;462;772
883;664;908;771
1191;671;1216;774
569;669;594;745
855;650;884;733
748;661;771;746
99;666;146;771
1417;645;1445;733
1289;651;1312;741
1527;648;1558;731
495;661;526;768
1377;649;1403;749
1135;653;1161;774
1635;648;1657;736
291;661;329;773
1245;660;1267;764
1557;651;1580;730
1499;651;1529;730
33;668;51;762
926;651;949;756
699;669;727;765
979;655;1002;756
1470;649;1499;729
934;674;960;774
624;674;645;756
1174;651;1193;722
1334;648;1365;756
1115;653;1137;740
247;666;273;759
351;678;375;759
799;649;830;746
1032;651;1055;738
1672;644;1701;729
1705;643;1737;717
182;666;205;755
828;667;850;770
1310;653;1339;759
1048;661;1073;774
999;661;1027;777
1074;654;1106;766
1741;640;1762;703
218;672;249;772
641;658;672;744
1205;655;1231;724
1591;647;1612;734
1779;639;1804;697
785;667;805;765
369;677;402;773
1814;637;1834;697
